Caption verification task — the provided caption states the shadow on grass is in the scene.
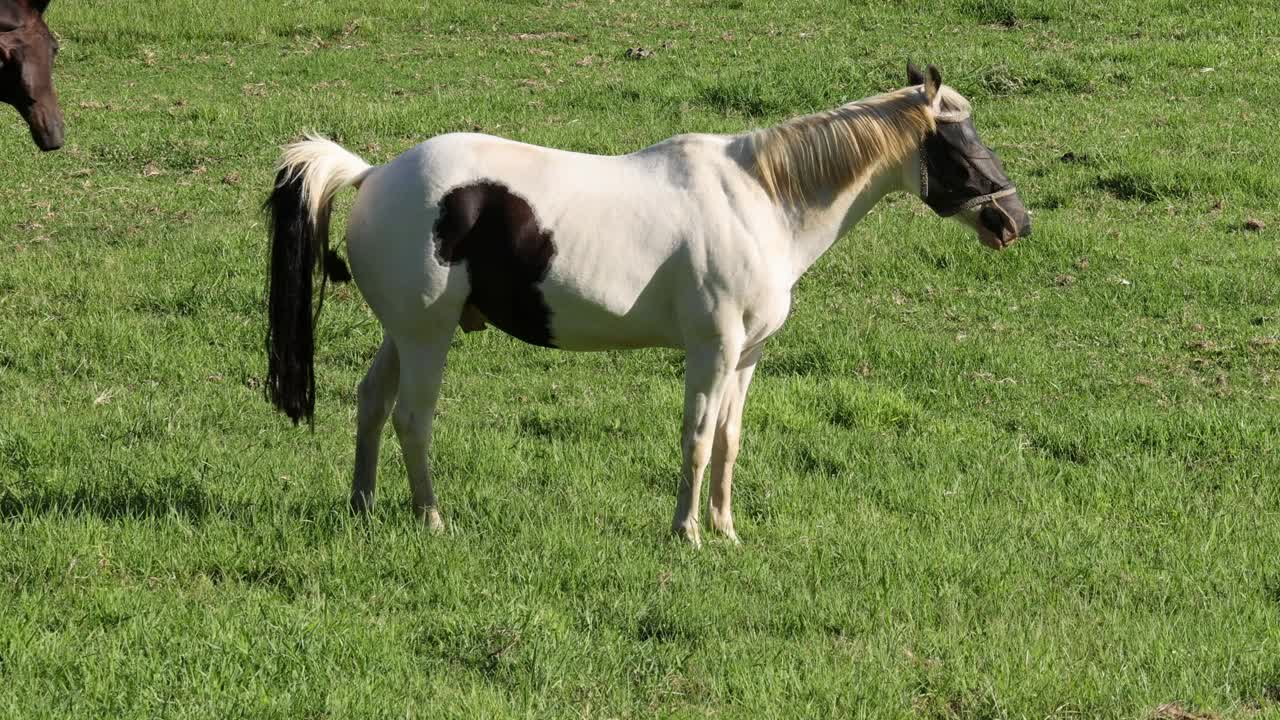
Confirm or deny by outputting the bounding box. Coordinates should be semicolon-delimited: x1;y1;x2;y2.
0;475;213;522
0;477;348;530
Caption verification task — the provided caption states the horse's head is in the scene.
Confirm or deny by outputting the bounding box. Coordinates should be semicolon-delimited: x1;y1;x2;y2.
907;63;1028;249
0;0;63;151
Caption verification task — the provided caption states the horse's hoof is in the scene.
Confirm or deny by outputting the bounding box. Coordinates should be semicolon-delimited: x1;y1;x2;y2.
350;493;374;515
417;506;445;533
709;514;740;545
672;522;702;549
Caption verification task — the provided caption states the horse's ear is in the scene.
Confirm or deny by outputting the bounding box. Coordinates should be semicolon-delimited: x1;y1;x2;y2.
907;61;926;86
924;64;942;103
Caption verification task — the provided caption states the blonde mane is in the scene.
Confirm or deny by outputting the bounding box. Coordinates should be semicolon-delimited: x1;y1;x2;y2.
743;87;957;207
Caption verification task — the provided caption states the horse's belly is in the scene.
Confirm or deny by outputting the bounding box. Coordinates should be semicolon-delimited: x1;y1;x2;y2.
538;281;678;351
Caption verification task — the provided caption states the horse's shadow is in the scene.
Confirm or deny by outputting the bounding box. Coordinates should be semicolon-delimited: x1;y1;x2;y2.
1;479;210;522
0;478;351;532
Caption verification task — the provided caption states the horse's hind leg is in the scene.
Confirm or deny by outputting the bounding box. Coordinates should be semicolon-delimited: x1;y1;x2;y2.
392;327;457;530
351;336;400;513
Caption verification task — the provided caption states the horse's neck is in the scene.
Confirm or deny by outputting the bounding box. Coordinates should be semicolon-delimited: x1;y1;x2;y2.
784;163;905;283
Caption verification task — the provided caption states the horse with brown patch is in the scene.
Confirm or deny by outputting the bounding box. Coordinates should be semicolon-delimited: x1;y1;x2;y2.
264;64;1031;546
0;0;62;151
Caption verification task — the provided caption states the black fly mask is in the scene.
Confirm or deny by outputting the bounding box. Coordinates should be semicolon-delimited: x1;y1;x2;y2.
919;110;1017;218
906;61;1029;249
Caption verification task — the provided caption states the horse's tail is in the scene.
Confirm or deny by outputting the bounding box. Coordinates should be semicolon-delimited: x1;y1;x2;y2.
264;135;372;425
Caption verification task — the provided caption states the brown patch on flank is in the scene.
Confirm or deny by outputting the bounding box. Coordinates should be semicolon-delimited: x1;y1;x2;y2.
433;182;557;347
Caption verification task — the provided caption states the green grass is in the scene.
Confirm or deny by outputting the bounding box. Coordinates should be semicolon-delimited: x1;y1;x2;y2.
3;0;1280;717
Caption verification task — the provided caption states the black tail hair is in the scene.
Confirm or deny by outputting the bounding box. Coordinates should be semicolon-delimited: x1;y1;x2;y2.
264;168;334;425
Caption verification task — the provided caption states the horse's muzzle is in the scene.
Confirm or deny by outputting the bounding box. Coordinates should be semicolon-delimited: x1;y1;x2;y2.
20;97;64;151
976;194;1030;250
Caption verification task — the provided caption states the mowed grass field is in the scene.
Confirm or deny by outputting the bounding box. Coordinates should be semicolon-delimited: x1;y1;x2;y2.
2;0;1279;717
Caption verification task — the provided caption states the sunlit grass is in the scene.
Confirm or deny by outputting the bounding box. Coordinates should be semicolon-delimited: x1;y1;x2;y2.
1;1;1278;718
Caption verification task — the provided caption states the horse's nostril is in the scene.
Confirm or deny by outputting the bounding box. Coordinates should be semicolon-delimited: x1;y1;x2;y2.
33;126;64;151
978;206;1005;235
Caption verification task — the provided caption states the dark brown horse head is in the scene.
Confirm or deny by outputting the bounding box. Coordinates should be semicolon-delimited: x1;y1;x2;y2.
0;0;63;151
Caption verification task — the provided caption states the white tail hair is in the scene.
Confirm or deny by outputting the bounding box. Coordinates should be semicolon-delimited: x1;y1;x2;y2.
277;134;373;230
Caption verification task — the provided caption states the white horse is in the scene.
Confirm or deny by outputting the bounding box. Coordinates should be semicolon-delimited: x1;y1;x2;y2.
264;63;1030;546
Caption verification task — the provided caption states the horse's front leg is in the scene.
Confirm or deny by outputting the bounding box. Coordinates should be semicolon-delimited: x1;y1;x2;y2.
708;347;761;544
673;336;743;548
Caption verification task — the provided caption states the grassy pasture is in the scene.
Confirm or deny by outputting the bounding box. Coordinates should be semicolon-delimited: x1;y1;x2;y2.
2;0;1279;717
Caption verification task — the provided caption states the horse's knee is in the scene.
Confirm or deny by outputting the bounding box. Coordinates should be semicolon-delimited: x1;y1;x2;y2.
718;423;741;453
683;430;715;469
